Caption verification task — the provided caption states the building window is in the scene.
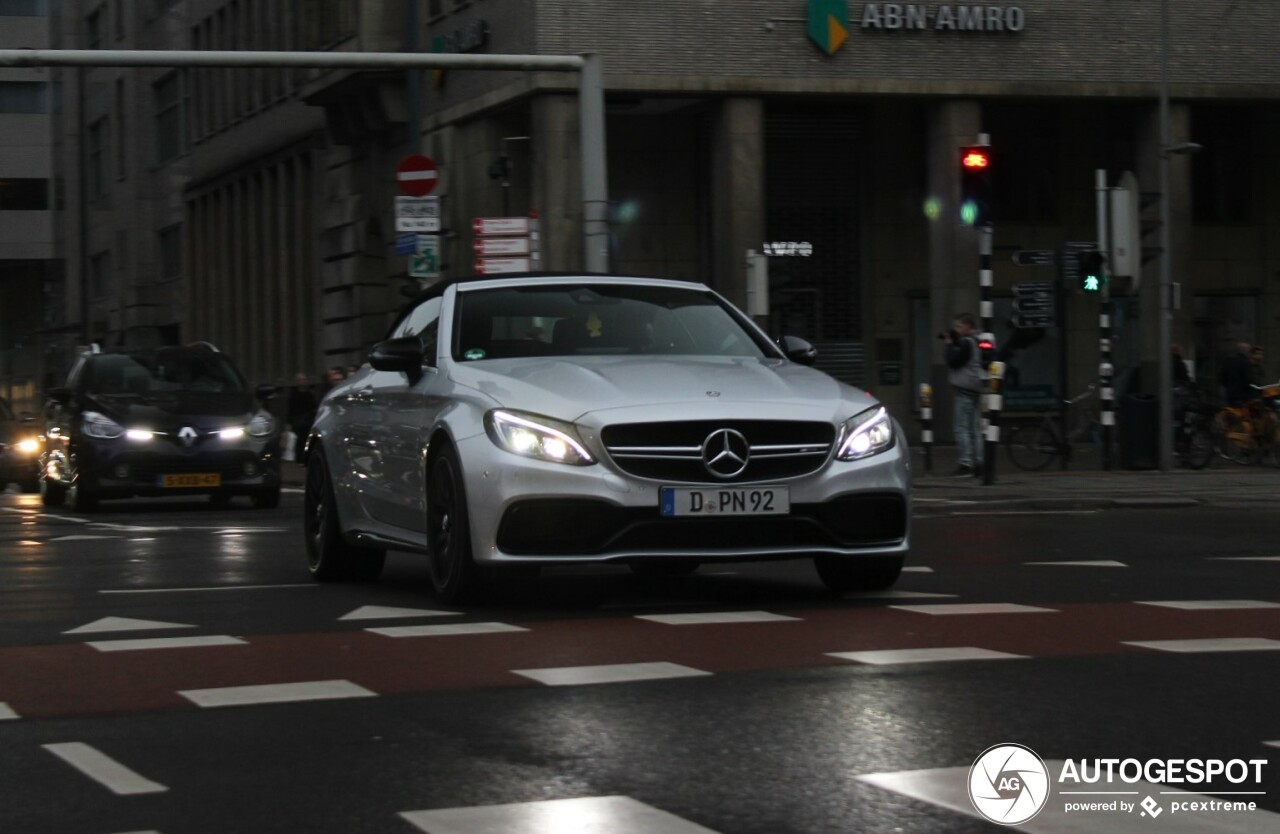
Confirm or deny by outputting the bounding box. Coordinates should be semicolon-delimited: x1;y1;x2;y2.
158;225;182;283
983;104;1060;224
154;71;186;162
0;178;50;210
1191;105;1254;224
0;81;46;113
114;78;126;180
86;5;105;49
87;118;108;199
301;0;356;50
0;0;45;15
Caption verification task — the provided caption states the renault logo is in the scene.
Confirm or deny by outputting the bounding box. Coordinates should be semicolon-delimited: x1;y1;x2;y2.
178;426;198;447
701;428;750;479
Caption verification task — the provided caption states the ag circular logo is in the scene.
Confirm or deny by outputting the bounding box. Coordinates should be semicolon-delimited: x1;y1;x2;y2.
968;743;1051;825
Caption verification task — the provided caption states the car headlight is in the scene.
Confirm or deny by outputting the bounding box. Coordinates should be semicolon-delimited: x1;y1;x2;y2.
247;411;274;437
16;438;40;455
125;429;155;442
83;411;124;439
484;409;595;466
836;406;895;461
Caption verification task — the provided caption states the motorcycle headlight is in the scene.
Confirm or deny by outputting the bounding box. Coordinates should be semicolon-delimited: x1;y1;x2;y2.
485;409;594;466
83;411;124;439
247;411;274;437
16;438;40;455
836;406;895;461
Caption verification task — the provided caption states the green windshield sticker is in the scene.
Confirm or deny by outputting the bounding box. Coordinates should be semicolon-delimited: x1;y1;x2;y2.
464;348;486;360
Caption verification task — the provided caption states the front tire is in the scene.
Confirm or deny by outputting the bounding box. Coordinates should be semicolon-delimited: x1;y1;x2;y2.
40;476;66;507
426;445;484;604
814;555;904;594
68;477;100;513
304;450;384;581
1183;426;1215;470
1006;422;1056;471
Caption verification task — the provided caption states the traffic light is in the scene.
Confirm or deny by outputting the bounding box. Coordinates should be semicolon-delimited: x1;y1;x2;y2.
959;145;993;226
1079;250;1107;293
977;332;997;367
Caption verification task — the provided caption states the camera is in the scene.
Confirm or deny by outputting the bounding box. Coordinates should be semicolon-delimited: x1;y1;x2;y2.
937;329;957;342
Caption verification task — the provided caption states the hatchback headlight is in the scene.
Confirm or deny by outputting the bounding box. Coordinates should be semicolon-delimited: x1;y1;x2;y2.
247;411;274;437
836;406;895;461
485;409;594;466
83;411;124;439
16;437;40;455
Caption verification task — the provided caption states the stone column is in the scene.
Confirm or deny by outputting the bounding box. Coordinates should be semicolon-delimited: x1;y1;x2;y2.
531;94;582;272
709;98;765;311
927;100;983;439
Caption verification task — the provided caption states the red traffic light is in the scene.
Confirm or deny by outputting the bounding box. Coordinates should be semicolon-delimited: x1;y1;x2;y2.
961;148;990;169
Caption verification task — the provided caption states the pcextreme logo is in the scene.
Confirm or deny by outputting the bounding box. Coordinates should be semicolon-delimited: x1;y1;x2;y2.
808;0;850;55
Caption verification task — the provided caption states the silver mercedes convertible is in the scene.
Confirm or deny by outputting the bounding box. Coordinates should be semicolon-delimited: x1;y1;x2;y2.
304;274;910;603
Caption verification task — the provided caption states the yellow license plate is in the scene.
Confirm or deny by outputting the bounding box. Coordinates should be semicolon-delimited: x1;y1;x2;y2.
159;473;221;488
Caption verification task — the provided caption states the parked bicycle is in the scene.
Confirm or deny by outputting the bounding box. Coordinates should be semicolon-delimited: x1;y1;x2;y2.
1006;384;1107;471
1213;381;1280;466
1172;383;1216;470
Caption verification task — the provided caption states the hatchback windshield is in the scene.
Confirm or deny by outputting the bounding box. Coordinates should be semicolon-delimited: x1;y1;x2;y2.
453;283;773;361
87;350;247;395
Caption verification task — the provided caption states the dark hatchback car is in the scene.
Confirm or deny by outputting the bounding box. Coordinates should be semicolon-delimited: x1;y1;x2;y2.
0;396;41;493
41;344;282;512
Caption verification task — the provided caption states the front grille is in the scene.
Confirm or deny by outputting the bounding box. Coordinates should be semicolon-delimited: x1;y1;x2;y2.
495;493;906;556
116;453;259;483
601;420;835;483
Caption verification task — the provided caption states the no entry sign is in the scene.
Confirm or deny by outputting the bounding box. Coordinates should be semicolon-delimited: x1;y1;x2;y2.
396;154;439;197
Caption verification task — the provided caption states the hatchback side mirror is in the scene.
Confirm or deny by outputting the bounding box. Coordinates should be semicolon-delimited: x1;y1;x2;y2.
369;337;426;382
778;335;818;366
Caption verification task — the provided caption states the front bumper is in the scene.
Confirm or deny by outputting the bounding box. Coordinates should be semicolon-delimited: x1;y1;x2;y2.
456;432;911;565
56;437;280;498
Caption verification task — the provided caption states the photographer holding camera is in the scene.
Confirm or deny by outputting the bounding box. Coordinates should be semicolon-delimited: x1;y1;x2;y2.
941;312;984;477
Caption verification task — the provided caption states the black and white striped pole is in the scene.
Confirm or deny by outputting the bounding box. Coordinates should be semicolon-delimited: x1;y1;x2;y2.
919;383;934;475
1095;170;1115;469
984;362;1005;484
961;134;997;483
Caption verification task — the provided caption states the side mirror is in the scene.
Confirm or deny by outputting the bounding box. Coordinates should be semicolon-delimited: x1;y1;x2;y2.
778;335;818;366
47;387;71;405
369;337;426;380
255;383;280;401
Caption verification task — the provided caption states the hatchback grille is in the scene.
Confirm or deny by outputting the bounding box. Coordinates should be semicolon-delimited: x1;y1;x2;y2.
601;420;835;483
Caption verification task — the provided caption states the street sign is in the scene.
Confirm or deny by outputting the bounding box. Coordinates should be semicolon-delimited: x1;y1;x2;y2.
396;154;439;197
409;234;440;279
474;236;532;256
396;196;440;232
474;257;535;275
1012;281;1055;328
1012;249;1056;266
473;216;532;236
394;232;417;255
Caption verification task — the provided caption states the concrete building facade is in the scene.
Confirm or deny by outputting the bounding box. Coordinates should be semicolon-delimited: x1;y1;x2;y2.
40;1;1280;439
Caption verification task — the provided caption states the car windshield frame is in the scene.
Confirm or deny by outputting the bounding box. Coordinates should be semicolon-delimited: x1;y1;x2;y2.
450;282;779;363
85;350;249;396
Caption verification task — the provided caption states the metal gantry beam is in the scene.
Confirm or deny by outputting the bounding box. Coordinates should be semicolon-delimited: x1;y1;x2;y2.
0;48;610;273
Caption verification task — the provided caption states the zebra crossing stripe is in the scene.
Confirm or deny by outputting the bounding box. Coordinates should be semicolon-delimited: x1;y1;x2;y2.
402;795;724;833
43;742;168;795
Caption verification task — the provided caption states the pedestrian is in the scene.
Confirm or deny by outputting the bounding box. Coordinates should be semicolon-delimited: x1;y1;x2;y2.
323;365;347;395
1220;340;1254;407
1250;345;1266;381
285;372;317;463
942;312;984;477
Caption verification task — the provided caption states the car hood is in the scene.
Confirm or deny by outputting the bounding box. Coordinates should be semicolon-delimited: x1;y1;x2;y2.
448;356;878;424
85;392;259;432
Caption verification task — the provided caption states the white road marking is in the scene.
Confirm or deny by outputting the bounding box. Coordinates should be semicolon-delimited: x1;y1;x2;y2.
891;603;1057;615
950;510;1100;516
0;702;18;720
1137;600;1280;611
43;742;168;795
64;616;196;634
367;622;528;638
635;611;800;625
100;583;316;594
50;535;120;541
1209;556;1280;562
87;635;245;652
847;590;956;599
829;647;1027;665
858;763;1280;832
1124;637;1280;653
1025;560;1127;568
179;679;377;708
339;605;461;621
1266;741;1280;749
513;662;712;687
401;795;725;834
902;566;935;573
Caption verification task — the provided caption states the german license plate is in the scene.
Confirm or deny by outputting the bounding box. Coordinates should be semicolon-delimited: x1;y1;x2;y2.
158;473;221;488
660;485;789;517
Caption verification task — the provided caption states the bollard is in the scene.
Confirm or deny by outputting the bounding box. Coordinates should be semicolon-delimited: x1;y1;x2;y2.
919;383;933;475
983;362;1005;485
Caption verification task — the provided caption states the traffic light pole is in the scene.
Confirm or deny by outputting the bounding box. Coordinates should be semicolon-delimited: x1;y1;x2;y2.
1096;171;1115;470
980;219;999;485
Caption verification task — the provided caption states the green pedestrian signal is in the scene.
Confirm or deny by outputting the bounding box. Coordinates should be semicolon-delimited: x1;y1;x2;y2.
1079;250;1107;293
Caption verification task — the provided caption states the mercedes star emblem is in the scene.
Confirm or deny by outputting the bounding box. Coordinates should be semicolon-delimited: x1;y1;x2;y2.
701;428;750;479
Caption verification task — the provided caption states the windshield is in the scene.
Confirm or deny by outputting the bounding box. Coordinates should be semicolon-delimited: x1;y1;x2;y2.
453;283;774;362
87;350;248;395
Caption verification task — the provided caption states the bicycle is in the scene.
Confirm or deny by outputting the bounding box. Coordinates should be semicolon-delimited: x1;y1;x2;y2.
1213;382;1280;466
1172;384;1216;470
1006;384;1106;471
